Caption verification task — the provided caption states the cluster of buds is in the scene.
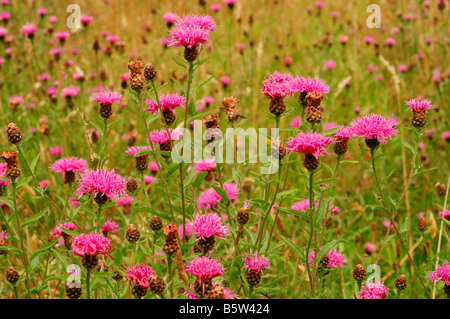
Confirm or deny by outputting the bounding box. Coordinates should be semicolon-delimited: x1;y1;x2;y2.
149;215;163;232
221;97;246;123
305;91;324;125
126;177;139;193
127;60;147;94
125;224;141;243
203;113;222;142
6;123;23;144
162;223;179;256
1;151;21;180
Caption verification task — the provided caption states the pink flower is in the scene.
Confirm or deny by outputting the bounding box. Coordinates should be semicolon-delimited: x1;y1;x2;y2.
148;161;159;172
291;200;318;212
323;122;338;131
290;116;301;128
72;232;111;257
406;98;433;113
350;114;399;143
334;126;354;139
284;56;293;66
290;76;330;95
177;14;217;32
37;8;47;16
0;27;7;37
164;14;216;49
126;263;155;288
185;256;224;282
0;230;7;239
144;175;156;186
0;163;10;186
223;182;239;200
163;12;178;23
49;15;57;23
367;64;378;73
383;219;397;229
80;15;94;25
261;71;294;99
178;223;194;240
287;132;333;159
186;281;238;299
69;197;80;209
359;282;389;299
442;131;450;142
51;222;76;239
116;196;134;207
385;38;396;46
308;249;347;268
197;188;222;210
220;76;231;84
21;24;37;36
244;253;270;273
189;212;230;242
365;242;376;254
210;4;221;12
106;35;119;43
55;31;70;40
125;146;154;157
439;209;450;220
331;11;340;18
340;35;349;44
91;91;122;106
428;261;450;285
324;60;336;70
195;157;216;173
8;95;23;105
397;64;408;73
49;146;63;157
148;128;183;145
100;219;120;235
145;93;186;114
77;168;127;199
315;1;324;8
61;86;80;98
50;157;88;175
364;36;374;44
330;205;341;214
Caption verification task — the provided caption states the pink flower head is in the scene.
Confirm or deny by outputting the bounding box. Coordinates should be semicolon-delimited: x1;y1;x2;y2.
144;175;156;186
442;132;450;141
397;64;408;73
291;199;318;212
178;223;194;240
197;188;222;210
125;146;154;157
287;132;333;159
261;71;294;99
9;95;23;105
49;15;57;23
220;76;230;85
50;157;88;175
0;163;10;186
290;116;301;128
100;218;120;235
340;35;349;44
428;261;450;285
21;24;37;35
290;76;330;95
164;14;216;49
148;128;183;144
77;168;127;199
331;11;340;18
126;263;156;288
195;157;216;173
243;253;270;273
37;8;47;16
163;12;178;23
334;126;354;139
61;86;80;98
80;15;94;25
106;35;119;43
189;212;230;242
383;219;397;229
185;256;224;281
148;161;159;172
72;232;111;257
69;197;80;209
55;31;70;40
0;12;11;21
330;205;341;215
350;114;399;143
406;98;433;113
308;249;347;268
323;122;338;131
0;27;7;37
223;182;239;200
365;242;376;254
51;222;76;239
0;230;7;239
359;282;389;299
120;73;129;82
116;196;134;207
210;4;221;12
177;14;217;32
439;209;450;220
315;1;324;8
385;38;396;46
364;36;374;44
145;93;186;114
91;91;122;106
324;60;336;70
49;146;63;157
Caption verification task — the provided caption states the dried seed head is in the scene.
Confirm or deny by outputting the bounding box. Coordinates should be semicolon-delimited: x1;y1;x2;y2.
352;264;367;282
149;215;163;231
395;274;408;291
128;60;144;78
144;64;157;81
6;123;23;144
125;224;141;243
126;177;139;193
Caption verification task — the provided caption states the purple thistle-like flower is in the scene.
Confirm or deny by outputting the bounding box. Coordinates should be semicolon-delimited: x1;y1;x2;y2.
189;213;230;242
91;91;122;106
21;23;37;35
358;282;389;299
126;263;156;288
0;230;7;239
76;168;127;199
223;182;239;200
147;128;183;145
125;146;154;157
165;24;211;49
243;253;270;273
334;126;354;139
405;98;433;113
185;280;239;299
197;188;222;210
61;86;80;98
176;14;217;32
287;131;333;159
0;163;10;186
428;261;450;285
116;196;134;207
308;249;347;268
71;232;111;257
51;222;76;239
291;199;318;212
261;71;294;99
290;76;331;95
350;114;399;143
185;256;224;281
50;157;88;175
100;218;120;235
145;93;186;114
195;157;216;173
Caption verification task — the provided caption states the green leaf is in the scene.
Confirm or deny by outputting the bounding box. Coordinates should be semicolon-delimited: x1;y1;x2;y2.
30;153;40;173
59;227;80;237
0;246;24;255
196;75;213;90
275;206;309;220
412;167;437;178
22;208;49;228
402;140;416;154
30;240;57;261
211;185;229;204
382;197;397;213
280;235;304;259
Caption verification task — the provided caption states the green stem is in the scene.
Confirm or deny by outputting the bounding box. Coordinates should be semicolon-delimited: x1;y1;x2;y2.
86;270;91;299
305;171;316;297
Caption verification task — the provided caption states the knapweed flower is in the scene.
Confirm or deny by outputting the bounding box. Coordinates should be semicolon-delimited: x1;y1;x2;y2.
0;163;10;187
350;114;398;149
308;249;347;268
333;126;354;155
223;182;239;200
55;31;69;42
365;242;376;255
49;146;62;157
76;168;127;205
261;71;294;116
51;222;76;246
324;60;336;70
126;263;156;298
197;188;222;210
291;200;318;213
385;37;396;46
8;95;23;110
116;196;134;214
195;157;217;173
163;12;178;27
21;24;37;37
185;281;238;299
287;131;333;171
189;213;230;251
439;209;450;221
406;98;433;128
428;261;450;286
61;86;80;104
185;256;224;295
91;91;122;119
72;232;111;269
164;14;217;62
126;146;154;171
80;15;93;26
244;253;270;286
291;76;330;123
147;128;183;154
50;157;88;183
146;93;186;126
359;282;389;299
100;218;120;236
